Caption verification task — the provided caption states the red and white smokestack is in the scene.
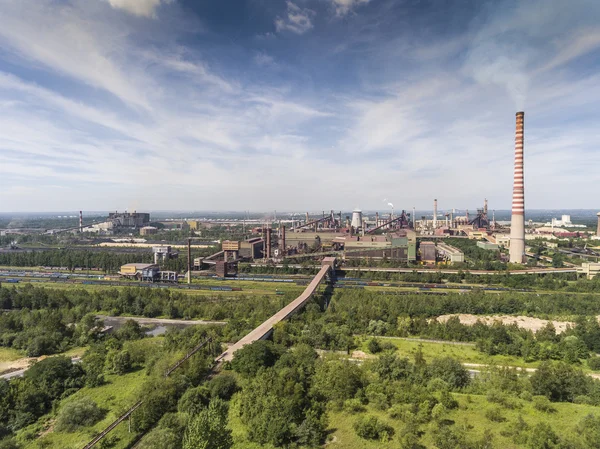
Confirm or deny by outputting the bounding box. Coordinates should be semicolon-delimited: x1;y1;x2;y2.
509;112;526;263
79;211;83;233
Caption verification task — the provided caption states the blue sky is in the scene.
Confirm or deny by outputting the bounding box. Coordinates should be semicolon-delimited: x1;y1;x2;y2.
0;0;599;213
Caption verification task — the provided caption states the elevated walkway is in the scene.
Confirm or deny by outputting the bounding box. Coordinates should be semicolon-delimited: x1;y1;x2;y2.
217;257;335;362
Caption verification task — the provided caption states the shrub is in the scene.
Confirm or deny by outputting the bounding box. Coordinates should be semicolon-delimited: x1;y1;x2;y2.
485;407;506;423
588;357;600;371
343;399;365;414
532;396;556;413
353;415;394;441
55;397;106;432
367;338;382;354
527;423;560;449
431;403;446;421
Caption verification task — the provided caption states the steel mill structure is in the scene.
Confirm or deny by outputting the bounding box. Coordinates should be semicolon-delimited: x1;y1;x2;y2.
509;111;526;264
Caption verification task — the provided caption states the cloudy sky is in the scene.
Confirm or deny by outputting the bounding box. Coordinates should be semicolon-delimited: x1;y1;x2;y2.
0;0;599;213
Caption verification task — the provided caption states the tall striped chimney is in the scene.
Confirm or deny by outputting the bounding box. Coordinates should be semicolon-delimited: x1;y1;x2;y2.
433;199;438;229
596;212;600;238
509;111;526;263
79;211;83;233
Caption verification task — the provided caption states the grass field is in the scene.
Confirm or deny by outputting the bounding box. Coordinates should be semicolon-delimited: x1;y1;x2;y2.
363;337;542;370
10;278;307;298
18;370;149;449
0;347;24;363
325;393;599;449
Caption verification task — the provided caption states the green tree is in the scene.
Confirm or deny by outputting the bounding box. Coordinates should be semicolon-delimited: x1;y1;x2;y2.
178;386;211;416
82;348;106;387
551;253;564;268
428;357;470;389
231;341;283;377
183;399;232;449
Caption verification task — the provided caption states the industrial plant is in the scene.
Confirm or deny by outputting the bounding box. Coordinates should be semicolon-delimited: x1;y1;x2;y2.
10;111;599;283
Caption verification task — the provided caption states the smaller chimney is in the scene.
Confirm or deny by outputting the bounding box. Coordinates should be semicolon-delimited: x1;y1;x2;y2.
596;212;600;237
433;199;438;229
187;238;192;284
266;228;272;259
281;225;286;255
79;211;83;233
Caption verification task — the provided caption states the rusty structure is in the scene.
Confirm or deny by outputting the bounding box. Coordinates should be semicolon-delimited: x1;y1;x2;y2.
265;227;272;259
280;225;286;255
366;210;413;234
469;198;491;229
509;111;526;263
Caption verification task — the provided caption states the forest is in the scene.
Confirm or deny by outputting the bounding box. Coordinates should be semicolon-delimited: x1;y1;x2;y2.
2;280;600;448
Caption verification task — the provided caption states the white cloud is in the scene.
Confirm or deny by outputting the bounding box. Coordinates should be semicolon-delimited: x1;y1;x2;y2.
0;1;154;110
275;2;314;34
107;0;172;19
327;0;370;16
1;0;600;212
254;52;276;67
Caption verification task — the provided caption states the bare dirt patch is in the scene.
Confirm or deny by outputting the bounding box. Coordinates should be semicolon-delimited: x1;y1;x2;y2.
436;314;574;333
0;357;34;375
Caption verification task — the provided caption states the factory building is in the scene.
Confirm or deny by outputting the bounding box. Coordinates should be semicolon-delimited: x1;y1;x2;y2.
158;221;189;230
108;212;150;228
509;112;526;263
579;263;600;280
437;243;464;263
477;241;499;251
153;246;177;264
119;263;159;280
140;226;157;236
420;241;436;264
342;230;415;263
240;238;264;259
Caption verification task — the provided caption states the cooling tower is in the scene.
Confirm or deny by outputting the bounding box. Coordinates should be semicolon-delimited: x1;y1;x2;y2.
509;112;526;264
351;209;363;229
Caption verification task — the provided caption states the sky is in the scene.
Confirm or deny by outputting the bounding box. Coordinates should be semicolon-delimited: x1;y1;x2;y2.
0;0;599;213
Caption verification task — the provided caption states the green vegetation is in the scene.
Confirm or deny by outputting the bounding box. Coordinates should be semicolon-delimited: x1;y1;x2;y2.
3;261;600;448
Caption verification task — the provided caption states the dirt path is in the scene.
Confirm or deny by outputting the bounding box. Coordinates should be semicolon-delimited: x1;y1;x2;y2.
436;314;575;333
96;315;227;326
0;357;34;375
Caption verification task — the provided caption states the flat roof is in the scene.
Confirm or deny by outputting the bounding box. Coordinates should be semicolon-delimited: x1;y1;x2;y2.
121;263;157;269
